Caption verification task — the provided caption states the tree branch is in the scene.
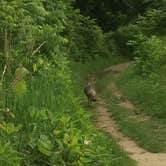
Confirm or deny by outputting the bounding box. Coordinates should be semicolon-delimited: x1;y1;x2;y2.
32;41;46;56
1;65;7;81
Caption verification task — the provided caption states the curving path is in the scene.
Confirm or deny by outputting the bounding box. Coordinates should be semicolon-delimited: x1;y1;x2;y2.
95;63;166;166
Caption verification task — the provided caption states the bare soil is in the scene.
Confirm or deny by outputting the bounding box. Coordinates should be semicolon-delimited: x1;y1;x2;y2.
95;63;166;166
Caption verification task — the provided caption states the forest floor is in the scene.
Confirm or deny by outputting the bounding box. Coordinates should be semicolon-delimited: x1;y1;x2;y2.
93;62;166;166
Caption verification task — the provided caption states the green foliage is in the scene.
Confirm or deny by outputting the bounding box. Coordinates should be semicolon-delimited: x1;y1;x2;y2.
67;13;107;62
12;80;27;96
128;35;166;75
70;56;136;166
110;1;166;58
37;135;54;156
2;0;166;164
104;32;120;57
0;0;122;165
136;9;166;34
0;122;22;134
74;0;152;31
113;24;141;57
117;66;166;119
0;141;21;166
95;64;166;152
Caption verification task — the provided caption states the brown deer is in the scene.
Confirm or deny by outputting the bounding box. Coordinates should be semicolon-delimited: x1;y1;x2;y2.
84;77;97;104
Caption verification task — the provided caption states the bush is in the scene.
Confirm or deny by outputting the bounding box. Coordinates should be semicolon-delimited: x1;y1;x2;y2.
0;1;122;165
67;12;107;62
128;35;166;76
104;32;120;57
136;9;166;35
113;24;141;57
113;8;166;58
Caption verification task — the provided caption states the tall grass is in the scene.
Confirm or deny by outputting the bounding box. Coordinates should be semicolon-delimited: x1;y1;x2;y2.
0;55;135;165
117;65;166;118
95;67;166;152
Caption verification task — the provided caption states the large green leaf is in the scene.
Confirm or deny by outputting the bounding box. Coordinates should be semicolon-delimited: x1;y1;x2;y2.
0;122;22;134
12;79;27;96
38;135;54;156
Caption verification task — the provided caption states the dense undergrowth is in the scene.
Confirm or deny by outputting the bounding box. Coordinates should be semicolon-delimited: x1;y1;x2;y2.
94;3;166;149
74;0;166;159
1;0;166;165
111;0;166;120
0;0;134;165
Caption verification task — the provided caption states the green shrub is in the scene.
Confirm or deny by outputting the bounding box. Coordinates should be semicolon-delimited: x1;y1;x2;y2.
136;9;166;35
67;13;107;62
0;140;21;166
113;24;141;57
0;0;115;165
104;32;120;57
128;35;166;76
113;8;166;58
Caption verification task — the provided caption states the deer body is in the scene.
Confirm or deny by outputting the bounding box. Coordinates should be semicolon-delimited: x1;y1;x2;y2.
84;81;97;104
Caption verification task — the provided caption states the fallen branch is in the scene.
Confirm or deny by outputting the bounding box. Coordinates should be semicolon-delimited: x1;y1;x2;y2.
1;65;7;81
32;41;46;56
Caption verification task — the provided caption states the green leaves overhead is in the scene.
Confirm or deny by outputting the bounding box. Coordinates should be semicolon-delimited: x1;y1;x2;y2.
74;0;153;31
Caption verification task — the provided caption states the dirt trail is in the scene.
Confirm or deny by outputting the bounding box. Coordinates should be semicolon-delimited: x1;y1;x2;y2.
95;62;166;166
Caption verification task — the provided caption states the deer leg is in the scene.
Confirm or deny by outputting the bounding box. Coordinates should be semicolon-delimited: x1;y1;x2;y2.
88;97;90;105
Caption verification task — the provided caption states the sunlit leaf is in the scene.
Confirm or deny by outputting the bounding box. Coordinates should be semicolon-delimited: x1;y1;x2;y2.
12;79;27;96
38;135;54;156
0;122;22;134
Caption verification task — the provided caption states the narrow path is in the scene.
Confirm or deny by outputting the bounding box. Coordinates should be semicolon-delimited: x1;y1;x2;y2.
95;63;166;166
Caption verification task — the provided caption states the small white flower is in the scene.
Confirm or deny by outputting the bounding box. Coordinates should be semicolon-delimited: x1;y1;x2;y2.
84;140;92;145
6;108;10;112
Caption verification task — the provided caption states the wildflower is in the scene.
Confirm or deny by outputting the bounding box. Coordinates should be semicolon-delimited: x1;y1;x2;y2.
84;140;92;145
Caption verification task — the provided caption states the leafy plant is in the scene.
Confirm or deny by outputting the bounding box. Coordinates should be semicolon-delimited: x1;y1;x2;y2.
67;13;107;62
128;35;166;75
0;141;21;166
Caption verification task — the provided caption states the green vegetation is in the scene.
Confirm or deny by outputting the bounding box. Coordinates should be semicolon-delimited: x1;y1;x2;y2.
117;66;166;118
116;65;166;152
84;0;166;154
71;57;136;166
0;0;135;165
0;0;166;165
70;55;128;97
96;66;166;153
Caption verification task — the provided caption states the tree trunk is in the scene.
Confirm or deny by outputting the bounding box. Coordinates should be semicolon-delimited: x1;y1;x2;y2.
3;29;11;109
4;29;11;69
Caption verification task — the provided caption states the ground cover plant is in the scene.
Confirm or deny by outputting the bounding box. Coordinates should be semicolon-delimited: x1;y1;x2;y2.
0;0;136;165
1;0;166;165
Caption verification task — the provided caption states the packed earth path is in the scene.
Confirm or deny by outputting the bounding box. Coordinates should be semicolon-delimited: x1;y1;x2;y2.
94;62;166;166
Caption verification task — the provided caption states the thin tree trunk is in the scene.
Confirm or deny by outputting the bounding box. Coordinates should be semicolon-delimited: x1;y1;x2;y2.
4;29;11;70
4;30;9;62
3;29;11;109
